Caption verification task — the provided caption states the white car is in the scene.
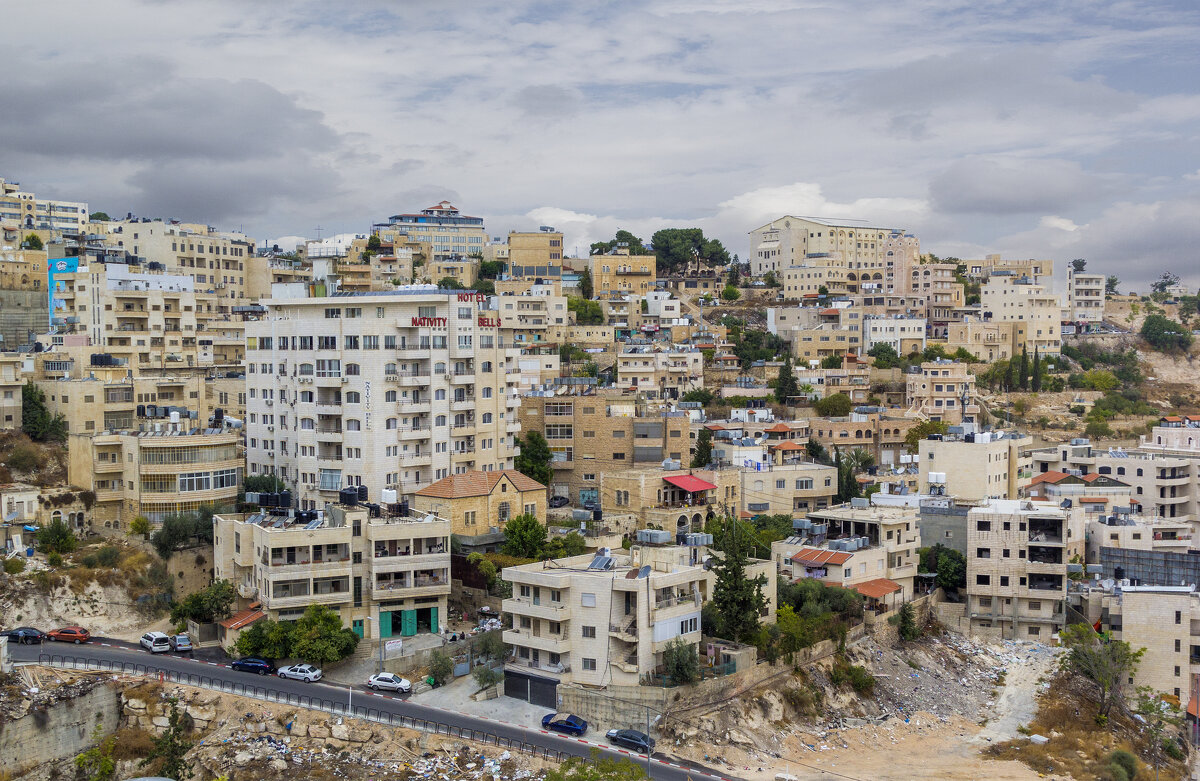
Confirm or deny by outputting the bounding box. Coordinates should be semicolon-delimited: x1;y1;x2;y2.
277;663;323;682
140;631;171;653
367;672;412;692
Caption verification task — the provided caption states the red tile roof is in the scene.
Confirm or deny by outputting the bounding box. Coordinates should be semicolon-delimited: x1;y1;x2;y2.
764;423;794;433
853;578;902;600
415;469;546;499
1030;471;1069;486
663;474;718;493
1079;497;1108;504
771;441;805;451
791;548;852;566
219;607;266;631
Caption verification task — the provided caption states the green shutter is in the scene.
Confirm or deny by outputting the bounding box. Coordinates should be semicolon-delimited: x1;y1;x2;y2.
379;610;393;639
401;609;417;637
430;607;438;634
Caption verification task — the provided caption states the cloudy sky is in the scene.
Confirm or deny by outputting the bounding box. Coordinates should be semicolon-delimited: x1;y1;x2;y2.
5;0;1199;287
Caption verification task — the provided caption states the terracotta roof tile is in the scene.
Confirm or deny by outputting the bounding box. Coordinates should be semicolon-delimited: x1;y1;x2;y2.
791;547;852;566
853;578;902;599
415;469;545;499
220;607;266;630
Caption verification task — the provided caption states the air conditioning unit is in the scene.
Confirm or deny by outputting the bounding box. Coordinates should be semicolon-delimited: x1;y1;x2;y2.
268;425;275;432
341;377;350;384
265;399;273;407
305;484;318;491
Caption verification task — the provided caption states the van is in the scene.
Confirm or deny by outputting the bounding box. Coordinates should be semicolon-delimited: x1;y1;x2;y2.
140;631;171;653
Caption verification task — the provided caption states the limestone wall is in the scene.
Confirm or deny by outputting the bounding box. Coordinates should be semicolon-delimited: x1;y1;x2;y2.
0;681;122;775
0;289;48;348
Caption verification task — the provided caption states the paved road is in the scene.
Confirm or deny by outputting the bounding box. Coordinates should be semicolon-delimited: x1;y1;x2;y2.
10;638;735;781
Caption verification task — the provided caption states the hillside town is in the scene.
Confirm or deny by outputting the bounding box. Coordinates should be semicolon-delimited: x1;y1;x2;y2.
0;172;1198;781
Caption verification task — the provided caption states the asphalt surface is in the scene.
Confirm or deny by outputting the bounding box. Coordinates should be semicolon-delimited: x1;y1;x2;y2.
10;638;737;781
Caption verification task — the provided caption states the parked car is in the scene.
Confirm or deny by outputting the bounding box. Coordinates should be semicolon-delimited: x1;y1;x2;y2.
169;634;193;653
367;672;412;692
582;499;600;512
606;729;655;753
548;496;569;508
230;657;277;675
0;627;46;644
47;626;90;644
278;663;322;682
542;713;588;736
140;631;171;653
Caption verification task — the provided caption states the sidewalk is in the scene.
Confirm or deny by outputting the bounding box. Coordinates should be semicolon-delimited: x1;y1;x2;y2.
408;670;550;727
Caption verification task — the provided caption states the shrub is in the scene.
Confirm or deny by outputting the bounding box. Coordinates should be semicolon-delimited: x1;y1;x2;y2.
7;443;39;472
428;650;454;685
720;285;741;301
1106;763;1129;781
37;519;77;554
472;665;503;690
1108;749;1137;779
3;557;26;575
47;552;63;567
663;638;700;684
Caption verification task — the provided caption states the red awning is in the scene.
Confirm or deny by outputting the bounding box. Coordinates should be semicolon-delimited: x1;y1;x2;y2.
663;474;718;493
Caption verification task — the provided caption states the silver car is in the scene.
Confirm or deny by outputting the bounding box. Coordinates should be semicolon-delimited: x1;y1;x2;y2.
278;663;322;682
367;672;412;692
169;633;193;653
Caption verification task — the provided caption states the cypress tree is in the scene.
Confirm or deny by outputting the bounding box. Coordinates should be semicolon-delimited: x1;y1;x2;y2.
1031;348;1042;392
1019;346;1030;391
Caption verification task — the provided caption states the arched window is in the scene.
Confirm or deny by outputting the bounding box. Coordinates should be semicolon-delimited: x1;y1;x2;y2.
299;363;314;376
482;388;493;399
346;419;361;431
386;418;398;430
1117;467;1125;475
385;390;397;402
481;361;492;372
385;362;397;375
346;363;361;376
435;389;446;400
436;415;447;426
483;413;493;423
345;391;361;404
1098;466;1111;475
435;362;446;374
1137;468;1144;477
301;418;315;430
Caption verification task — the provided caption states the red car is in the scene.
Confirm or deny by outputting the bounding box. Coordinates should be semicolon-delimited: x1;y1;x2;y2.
47;626;91;644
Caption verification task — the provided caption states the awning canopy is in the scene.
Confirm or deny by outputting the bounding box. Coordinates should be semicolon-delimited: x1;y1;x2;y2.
853;578;902;600
663;474;717;493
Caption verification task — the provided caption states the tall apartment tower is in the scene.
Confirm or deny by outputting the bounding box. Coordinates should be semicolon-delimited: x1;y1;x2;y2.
244;289;522;509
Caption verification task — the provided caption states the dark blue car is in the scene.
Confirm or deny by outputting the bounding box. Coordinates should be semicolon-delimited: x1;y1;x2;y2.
0;627;46;644
231;657;277;675
542;713;588;736
607;729;655;753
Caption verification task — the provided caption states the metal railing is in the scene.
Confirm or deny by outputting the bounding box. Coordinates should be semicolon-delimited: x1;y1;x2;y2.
35;654;570;761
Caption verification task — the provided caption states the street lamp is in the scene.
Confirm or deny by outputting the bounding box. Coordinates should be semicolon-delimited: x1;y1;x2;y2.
363;615;384;675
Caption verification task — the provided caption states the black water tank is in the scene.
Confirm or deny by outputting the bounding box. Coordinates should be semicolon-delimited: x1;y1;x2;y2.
278;491;292;508
398;500;410;517
357;485;368;503
340;487;359;506
137;405;146;418
259;493;276;508
593;509;603;521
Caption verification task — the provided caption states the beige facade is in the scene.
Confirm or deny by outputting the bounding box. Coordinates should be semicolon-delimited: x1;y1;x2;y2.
0;353;23;429
495;287;569;347
963;255;1053;283
428;257;479;288
615;345;704;399
375;202;486;259
741;462;838;517
778;264;850;297
412;469;547;551
748;216;916;282
214;503;451;640
905;360;981;425
966;500;1080;640
862;315;926;355
1087;514;1192;563
944;318;1019;362
906;263;965;322
589;249;656;298
1067;271;1105;324
600;467;739;533
808;414;915;467
507;230;564;281
919;431;1033;501
980;273;1063;355
1101;587;1198;707
246;257;312;301
244;291;521;509
0;177;89;236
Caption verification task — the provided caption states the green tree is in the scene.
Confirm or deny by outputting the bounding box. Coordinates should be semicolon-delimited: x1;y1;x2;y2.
1018;346;1030;391
720;284;740;301
1151;271;1181;295
438;276;465;290
130;515;151;538
1105;275;1120;295
806;437;830;465
89;211;111;222
1031;348;1042;392
502;513;548;559
663;638;699;684
139;698;194;779
1059;623;1145;720
545;751;647;781
834;450;861;504
22;382;68;442
428;650;454;685
813;392;852;418
935;548;967;592
567;296;604;325
478;259;504;279
709;518;767;643
650;228;730;273
290;604;359;666
170;579;236;624
762;270;780;288
515;431;552;487
37;518;77;554
234;617;295;660
578;267;593;299
591;229;648;257
472;664;503;690
243;474;287;493
775;357;799;404
1141;314;1193;351
691;428;713;468
897;602;921;641
366;234;382;251
820;354;843;369
1133;687;1182;779
75;724;117;781
23;233;43;250
727;262;741;287
475;279;495;295
543;532;588;560
867;343;901;369
904;420;950;454
1071;258;1087;273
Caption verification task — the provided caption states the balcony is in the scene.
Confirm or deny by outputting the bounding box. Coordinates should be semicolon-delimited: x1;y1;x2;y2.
397;426;431;441
398;401;431;414
503;596;568;621
505;657;569;676
92;460;123;473
503;628;570;652
450;398;475;412
450;372;474;384
266;560;352;579
396;451;432;466
371;577;449;600
314;403;342;416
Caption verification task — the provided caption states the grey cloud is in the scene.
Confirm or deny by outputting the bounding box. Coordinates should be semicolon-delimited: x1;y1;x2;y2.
511;84;582;118
929;157;1110;215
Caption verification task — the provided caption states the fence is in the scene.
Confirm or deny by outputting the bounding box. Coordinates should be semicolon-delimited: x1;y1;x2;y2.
35;653;569;762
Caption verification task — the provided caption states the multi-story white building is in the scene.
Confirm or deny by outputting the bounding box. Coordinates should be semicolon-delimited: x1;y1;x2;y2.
373;202;487;258
214;502;451;641
1066;270;1105;325
615;344;704;400
904;360;982;425
0;177;89;236
748;216;918;284
862;315;927;356
919;430;1033;501
244;289;522;509
980;272;1063;356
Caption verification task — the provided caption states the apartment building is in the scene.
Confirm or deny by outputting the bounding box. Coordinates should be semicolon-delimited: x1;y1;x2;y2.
1032;436;1200;524
808;412;915;467
589;249;656;298
980;272;1063;355
966;500;1079;640
742;462;838;517
944;318;1019;362
0;353;22;429
495;286;569;346
1067;270;1105;325
904;360;981;425
425;256;478;289
1027;471;1132;516
748;217;914;281
862;315;926;356
246;256;312;300
919;430;1033;500
1086;509;1192;564
1143;416;1200;454
615;345;703;400
104;220;255;313
411;469;547;553
963;255;1053;283
518;386;693;505
774;502;921;601
778;264;850;297
375;201;486;258
0;245;50;349
214;502;451;641
243;289;522;509
502;536;775;704
793;355;872;403
600;467;739;533
507;229;564;281
0;177;89;236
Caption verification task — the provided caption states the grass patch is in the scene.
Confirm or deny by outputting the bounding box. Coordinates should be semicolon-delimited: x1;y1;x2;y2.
108;726;157;760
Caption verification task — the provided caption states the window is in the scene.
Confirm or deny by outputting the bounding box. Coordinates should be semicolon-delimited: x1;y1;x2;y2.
976;575;990;585
345;392;361;404
581;593;596;607
582;626;596;638
345;363;360;376
582;658;597;671
346;419;361;431
385;390;397;402
976;548;990;559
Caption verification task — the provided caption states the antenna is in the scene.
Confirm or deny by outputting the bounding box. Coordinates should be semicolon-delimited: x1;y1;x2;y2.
314;225;324;240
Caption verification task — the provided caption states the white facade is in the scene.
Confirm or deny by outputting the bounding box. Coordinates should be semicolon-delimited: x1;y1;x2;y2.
862;315;927;354
244;289;522;509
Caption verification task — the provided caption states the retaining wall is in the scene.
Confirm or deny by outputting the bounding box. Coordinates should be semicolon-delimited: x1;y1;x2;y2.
0;681;122;775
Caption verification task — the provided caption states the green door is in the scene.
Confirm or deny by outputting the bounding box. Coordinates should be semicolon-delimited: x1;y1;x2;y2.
430;607;438;633
401;609;417;637
352;619;364;639
379;610;393;639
